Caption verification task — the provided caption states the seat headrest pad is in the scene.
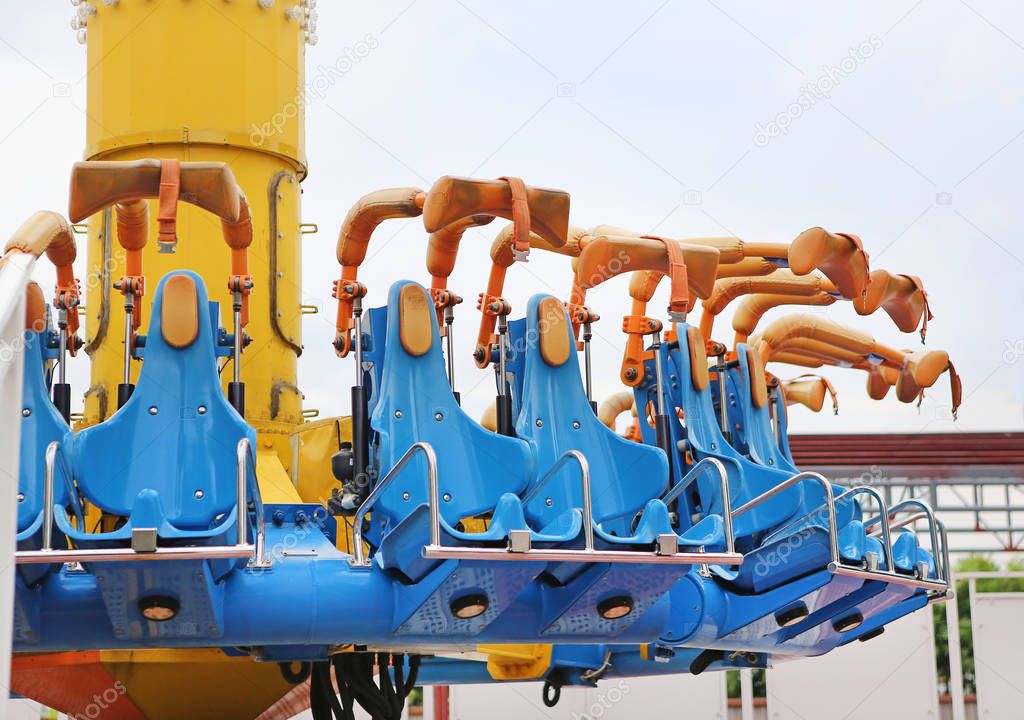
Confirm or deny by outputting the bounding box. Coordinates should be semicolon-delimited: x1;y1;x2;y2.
399;283;434;356
538;297;571;366
746;345;769;409
687;326;710;391
161;274;199;349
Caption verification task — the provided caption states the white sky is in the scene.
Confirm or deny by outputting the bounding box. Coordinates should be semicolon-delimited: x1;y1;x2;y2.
2;1;1022;435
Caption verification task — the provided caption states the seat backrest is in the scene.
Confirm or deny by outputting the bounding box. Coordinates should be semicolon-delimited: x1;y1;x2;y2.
73;271;253;529
733;344;858;527
370;281;532;529
18;292;70;533
667;323;801;534
516;295;668;535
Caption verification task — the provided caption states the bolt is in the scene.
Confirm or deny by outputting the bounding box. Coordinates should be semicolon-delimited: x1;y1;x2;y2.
572;421;580;430
402;492;410;500
394;410;403;419
295;511;307;525
149;406;158;415
194;490;204;499
434;412;443;421
536;419;543;427
545;498;552;506
17;493;24;502
442;493;452;502
624;368;638;381
21;408;30;417
272;510;286;526
198;405;207;415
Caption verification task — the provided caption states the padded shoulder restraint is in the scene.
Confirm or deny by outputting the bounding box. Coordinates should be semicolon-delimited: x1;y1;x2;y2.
399;284;434;356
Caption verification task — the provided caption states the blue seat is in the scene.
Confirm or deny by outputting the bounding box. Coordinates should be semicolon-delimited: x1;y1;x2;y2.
370;282;560;570
58;271;254;545
16;292;74;582
516;296;723;550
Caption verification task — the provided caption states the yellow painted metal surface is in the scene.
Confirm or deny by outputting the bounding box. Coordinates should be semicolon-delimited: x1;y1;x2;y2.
101;649;294;720
479;644;553;681
80;0;307;431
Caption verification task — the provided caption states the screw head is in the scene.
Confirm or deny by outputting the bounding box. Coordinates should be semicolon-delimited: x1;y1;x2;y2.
434;412;443;421
194;490;204;499
394;410;403;419
442;492;452;502
402;492;410;500
536;419;543;427
198;405;207;415
17;493;24;503
149;406;158;415
21;408;30;417
624;368;638;381
572;421;581;430
545;498;553;506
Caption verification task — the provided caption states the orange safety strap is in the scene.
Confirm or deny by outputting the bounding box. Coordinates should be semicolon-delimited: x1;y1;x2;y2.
835;232;870;296
948;360;962;420
902;274;933;343
499;176;530;261
157;159;181;253
641;235;689;320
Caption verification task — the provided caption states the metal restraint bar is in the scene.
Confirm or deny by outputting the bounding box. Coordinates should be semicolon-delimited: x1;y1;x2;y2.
661;456;735;556
423;449;744;565
732;470;950;594
16;438;264;565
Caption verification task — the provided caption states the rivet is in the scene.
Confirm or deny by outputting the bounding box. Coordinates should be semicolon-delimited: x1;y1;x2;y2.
17;493;24;503
198;405;207;415
149;406;158;415
21;408;30;417
442;493;452;502
402;492;410;500
572;421;580;430
395;410;403;419
194;490;204;499
535;419;543;427
545;498;553;506
434;412;443;421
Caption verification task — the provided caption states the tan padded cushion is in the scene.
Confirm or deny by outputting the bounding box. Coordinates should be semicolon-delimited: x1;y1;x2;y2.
161;275;199;349
785;378;826;412
687;326;710;391
538;297;571;366
746;346;769;409
399;284;434;357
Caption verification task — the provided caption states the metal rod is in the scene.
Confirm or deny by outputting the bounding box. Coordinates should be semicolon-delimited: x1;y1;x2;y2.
945;578;966;720
497;314;508;397
583;320;593;403
57;309;67;386
238;438;268;566
768;387;780;445
350;442;437;566
122;293;134;385
42;441;58;552
651;331;667;418
444;305;456;390
716;352;730;438
422;545;743;565
865;498;942;580
17;545;255;565
232;290;242;386
353;298;364;389
828;563;948;591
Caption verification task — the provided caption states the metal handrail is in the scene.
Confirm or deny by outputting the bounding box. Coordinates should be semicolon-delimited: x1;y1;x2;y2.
350;441;437;566
521;450;593;550
662;457;735;555
41;440;89;548
733;471;839;564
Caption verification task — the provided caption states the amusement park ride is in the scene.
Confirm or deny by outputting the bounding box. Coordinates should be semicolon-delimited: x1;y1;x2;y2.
0;3;965;719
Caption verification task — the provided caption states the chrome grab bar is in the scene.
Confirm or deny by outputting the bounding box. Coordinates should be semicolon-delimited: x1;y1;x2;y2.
239;437;269;567
18;438;263;566
732;471;840;563
521;450;593;550
661;457;735;556
865;499;945;584
349;441;437;567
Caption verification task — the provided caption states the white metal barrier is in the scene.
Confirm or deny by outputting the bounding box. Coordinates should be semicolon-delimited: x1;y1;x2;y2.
0;251;36;720
965;573;1024;720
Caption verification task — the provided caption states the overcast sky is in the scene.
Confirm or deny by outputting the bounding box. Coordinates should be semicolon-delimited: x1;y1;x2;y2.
2;1;1022;435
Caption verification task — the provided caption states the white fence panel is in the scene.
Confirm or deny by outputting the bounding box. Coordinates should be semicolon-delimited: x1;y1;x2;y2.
970;592;1024;719
767;612;938;719
449;673;726;719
